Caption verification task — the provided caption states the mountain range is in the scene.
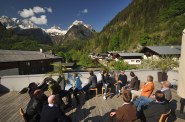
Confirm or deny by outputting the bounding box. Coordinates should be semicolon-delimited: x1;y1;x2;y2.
0;16;95;46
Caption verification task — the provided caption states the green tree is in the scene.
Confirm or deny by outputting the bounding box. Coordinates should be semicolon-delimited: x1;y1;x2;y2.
140;33;151;46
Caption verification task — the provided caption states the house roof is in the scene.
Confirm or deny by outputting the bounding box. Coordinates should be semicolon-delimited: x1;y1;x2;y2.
118;53;144;57
141;46;181;55
0;50;62;63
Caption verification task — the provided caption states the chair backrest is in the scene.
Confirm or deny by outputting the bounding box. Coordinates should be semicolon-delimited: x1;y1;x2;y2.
134;80;140;91
159;109;171;122
19;108;27;122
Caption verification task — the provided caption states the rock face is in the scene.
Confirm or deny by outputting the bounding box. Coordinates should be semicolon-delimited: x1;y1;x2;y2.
16;28;52;44
64;24;94;41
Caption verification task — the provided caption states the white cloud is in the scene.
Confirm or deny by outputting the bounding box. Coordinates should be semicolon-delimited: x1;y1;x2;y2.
30;15;47;25
18;6;52;18
45;7;52;13
82;9;88;13
19;8;34;18
33;6;45;14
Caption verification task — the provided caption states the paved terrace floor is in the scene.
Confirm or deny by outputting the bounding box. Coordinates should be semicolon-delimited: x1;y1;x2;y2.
0;82;185;122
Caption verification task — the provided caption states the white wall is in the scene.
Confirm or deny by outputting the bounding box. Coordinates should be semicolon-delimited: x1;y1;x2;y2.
0;72;95;92
0;70;178;92
124;59;141;65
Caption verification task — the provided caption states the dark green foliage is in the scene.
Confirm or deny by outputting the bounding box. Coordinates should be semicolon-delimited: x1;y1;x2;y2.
140;33;151;46
78;53;99;67
0;23;52;51
113;61;129;70
88;0;185;53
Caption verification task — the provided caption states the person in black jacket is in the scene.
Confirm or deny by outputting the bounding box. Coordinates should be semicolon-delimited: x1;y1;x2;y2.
40;95;72;122
26;89;47;122
116;70;127;97
102;70;111;100
143;90;170;122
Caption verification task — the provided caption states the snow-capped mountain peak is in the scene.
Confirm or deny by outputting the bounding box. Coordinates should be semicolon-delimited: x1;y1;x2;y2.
68;20;94;31
0;16;37;29
0;16;18;29
46;25;67;36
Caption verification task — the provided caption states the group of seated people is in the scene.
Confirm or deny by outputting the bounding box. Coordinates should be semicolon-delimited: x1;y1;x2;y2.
24;70;101;122
110;74;173;122
23;70;174;122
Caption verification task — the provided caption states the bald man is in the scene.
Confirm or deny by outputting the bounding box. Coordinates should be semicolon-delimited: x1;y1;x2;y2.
161;81;172;101
40;95;71;122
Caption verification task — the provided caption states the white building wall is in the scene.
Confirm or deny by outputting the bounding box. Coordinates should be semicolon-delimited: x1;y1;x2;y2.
0;70;178;92
124;59;141;65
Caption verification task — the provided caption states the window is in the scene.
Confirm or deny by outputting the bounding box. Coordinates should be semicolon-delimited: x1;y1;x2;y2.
136;60;140;63
26;62;30;66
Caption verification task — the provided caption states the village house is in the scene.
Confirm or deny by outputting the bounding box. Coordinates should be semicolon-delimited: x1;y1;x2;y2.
140;45;181;60
0;49;62;75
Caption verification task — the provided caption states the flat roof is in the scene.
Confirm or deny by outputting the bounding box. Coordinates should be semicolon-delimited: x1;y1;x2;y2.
0;50;62;63
142;46;181;55
118;53;144;57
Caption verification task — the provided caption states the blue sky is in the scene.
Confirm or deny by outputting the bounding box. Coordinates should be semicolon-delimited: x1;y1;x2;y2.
0;0;132;32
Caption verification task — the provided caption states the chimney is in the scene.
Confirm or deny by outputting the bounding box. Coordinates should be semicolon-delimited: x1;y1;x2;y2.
40;49;43;53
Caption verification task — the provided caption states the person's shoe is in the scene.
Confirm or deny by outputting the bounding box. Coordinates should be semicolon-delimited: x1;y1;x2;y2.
103;96;106;100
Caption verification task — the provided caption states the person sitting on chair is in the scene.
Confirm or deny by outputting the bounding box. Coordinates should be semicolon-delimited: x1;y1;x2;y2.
102;70;111;100
40;95;72;122
89;70;98;88
128;72;139;91
160;81;172;102
26;89;47;122
116;70;127;97
110;90;138;122
143;90;170;122
133;81;171;112
83;70;97;100
72;72;82;106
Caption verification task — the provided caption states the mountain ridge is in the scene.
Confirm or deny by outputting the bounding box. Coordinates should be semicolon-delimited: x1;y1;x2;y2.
0;16;95;50
89;0;185;53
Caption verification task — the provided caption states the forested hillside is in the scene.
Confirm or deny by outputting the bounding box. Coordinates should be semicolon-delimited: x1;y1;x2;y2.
0;22;51;51
87;0;185;52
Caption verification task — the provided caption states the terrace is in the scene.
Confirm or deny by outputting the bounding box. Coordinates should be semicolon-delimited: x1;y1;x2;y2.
0;70;185;122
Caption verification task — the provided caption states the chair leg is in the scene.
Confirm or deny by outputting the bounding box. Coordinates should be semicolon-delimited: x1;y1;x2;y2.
96;89;98;96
